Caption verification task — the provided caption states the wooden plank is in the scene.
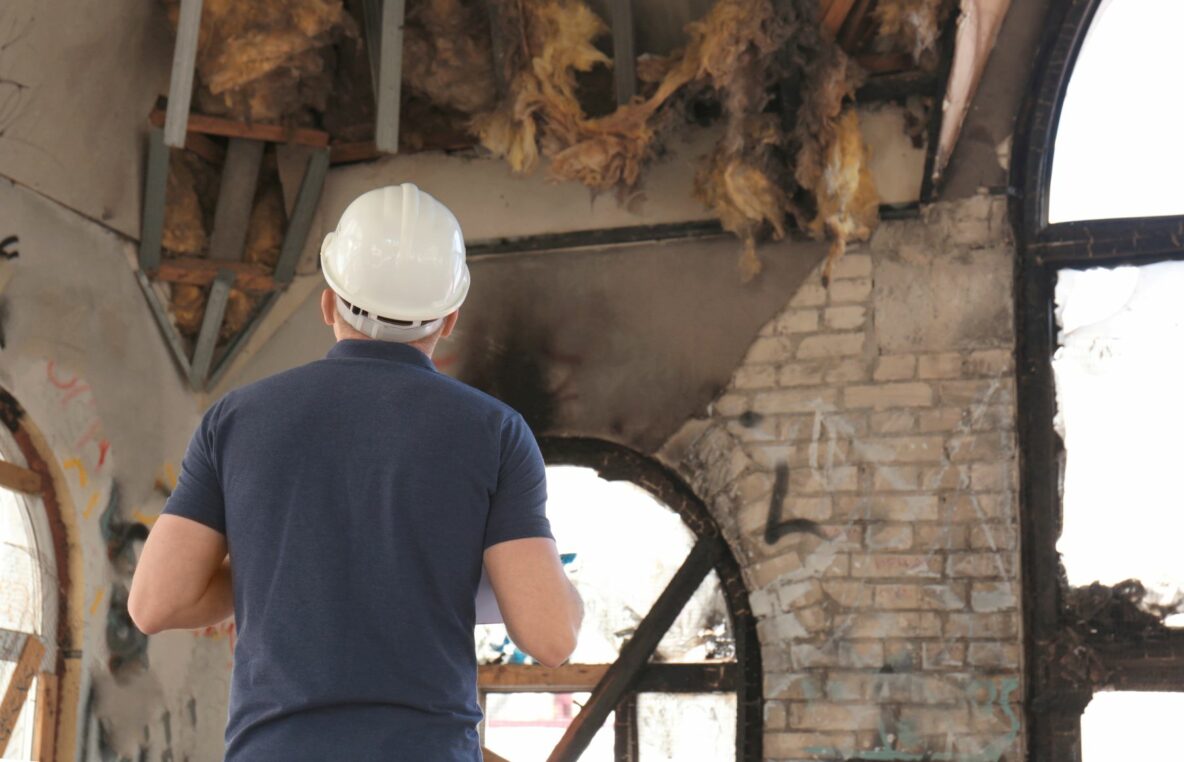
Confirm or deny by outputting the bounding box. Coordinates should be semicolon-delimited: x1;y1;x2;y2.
0;460;42;495
478;662;737;693
209;139;265;261
31;673;57;762
480;663;609;692
330;140;381;165
163;0;204;147
613;694;638;762
188;269;236;389
547;537;720;762
274;148;330;283
822;0;858;36
150;109;330;148
0;634;45;755
139;128;169;272
609;0;636;105
152;257;276;292
374;0;407;153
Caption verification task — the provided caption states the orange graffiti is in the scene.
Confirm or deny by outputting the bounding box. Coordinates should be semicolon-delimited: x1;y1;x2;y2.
132;510;159;526
89;588;105;616
62;458;87;488
82;491;99;519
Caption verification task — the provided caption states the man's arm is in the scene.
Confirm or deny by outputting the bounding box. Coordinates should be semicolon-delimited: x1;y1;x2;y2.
128;515;233;635
485;537;583;668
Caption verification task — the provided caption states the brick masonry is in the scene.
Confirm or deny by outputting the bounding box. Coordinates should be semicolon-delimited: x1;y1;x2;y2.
662;195;1023;761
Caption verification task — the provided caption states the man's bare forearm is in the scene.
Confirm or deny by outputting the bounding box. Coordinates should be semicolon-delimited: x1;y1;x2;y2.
152;558;234;631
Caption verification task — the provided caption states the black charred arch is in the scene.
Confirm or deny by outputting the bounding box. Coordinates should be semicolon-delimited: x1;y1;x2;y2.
538;436;762;762
1011;0;1184;759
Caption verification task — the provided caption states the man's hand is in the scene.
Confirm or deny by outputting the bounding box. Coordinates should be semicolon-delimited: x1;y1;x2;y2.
484;537;583;668
128;515;233;634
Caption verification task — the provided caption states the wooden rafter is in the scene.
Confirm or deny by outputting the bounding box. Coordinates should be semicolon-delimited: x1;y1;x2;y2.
478;662;738;693
0;461;42;495
150;109;330;148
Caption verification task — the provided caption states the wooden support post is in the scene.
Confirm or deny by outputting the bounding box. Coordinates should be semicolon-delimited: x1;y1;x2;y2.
139;128;169;272
547;537;720;762
0;461;42;495
188;269;236;389
274;148;330;284
209;139;265;262
364;0;406;153
164;0;204;148
609;0;636;105
0;633;46;755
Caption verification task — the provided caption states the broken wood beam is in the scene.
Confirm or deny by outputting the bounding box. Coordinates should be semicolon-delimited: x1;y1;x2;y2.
31;674;57;762
150;109;330;148
547;537;720;762
0;460;42;495
163;0;203;147
0;633;46;755
151;257;276;292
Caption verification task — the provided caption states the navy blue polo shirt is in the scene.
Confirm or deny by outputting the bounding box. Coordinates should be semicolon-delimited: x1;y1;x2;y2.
162;339;552;761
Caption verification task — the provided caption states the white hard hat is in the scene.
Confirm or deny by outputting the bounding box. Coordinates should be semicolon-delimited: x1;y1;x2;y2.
321;183;470;342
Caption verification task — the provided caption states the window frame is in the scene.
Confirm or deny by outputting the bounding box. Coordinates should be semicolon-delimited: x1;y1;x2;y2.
475;437;762;762
0;387;73;760
1012;0;1184;759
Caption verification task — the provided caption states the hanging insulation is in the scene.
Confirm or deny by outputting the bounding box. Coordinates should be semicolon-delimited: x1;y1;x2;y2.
162;0;354;123
403;0;499;116
875;0;949;67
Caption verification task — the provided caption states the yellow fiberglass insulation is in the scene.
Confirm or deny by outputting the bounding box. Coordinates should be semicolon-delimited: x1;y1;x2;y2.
806;108;879;282
163;0;353;123
476;0;879;279
875;0;949;67
162;152;210;257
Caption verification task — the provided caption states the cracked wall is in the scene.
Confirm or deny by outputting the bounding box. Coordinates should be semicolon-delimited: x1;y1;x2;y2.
660;193;1023;760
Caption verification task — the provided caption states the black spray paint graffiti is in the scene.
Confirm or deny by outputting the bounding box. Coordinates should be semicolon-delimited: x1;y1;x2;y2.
764;462;825;544
0;234;17;259
735;409;825;544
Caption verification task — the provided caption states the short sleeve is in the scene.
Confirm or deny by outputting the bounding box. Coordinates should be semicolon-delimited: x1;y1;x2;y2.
162;402;226;535
484;413;552;549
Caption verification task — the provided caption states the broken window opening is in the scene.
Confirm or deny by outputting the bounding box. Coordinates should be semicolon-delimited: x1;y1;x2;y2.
1081;691;1184;761
1048;0;1184;223
1053;261;1184;626
476;439;761;762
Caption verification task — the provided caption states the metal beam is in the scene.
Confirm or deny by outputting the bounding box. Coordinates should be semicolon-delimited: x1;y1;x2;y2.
0;633;44;755
609;0;636;105
274;148;330;284
547;537;720;762
364;0;406;153
139;128;170;272
164;0;204;148
188;269;236;389
209;139;265;262
135;271;192;379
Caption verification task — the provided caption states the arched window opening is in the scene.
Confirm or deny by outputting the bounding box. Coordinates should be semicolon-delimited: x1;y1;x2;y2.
0;424;58;760
1016;1;1184;759
1047;0;1184;223
475;440;760;762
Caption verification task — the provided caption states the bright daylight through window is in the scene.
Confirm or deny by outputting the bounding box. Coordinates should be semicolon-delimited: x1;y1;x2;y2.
1;475;41;761
1047;0;1184;223
477;466;735;761
1053;260;1184;625
1081;692;1184;761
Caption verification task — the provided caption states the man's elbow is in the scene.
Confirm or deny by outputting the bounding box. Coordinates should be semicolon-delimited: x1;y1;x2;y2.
532;631;578;669
127;586;170;635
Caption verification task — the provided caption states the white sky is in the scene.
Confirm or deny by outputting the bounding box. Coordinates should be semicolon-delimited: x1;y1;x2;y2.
1048;0;1184;223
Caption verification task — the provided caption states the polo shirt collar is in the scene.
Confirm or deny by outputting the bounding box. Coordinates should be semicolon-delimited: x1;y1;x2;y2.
326;339;437;371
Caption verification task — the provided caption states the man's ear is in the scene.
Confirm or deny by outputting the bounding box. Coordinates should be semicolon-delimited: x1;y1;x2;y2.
320;289;337;327
440;310;460;339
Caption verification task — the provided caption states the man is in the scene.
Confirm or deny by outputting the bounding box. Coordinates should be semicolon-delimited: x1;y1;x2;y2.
129;184;584;760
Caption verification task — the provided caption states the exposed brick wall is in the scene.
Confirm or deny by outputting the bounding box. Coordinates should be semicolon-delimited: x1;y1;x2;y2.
664;195;1022;761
